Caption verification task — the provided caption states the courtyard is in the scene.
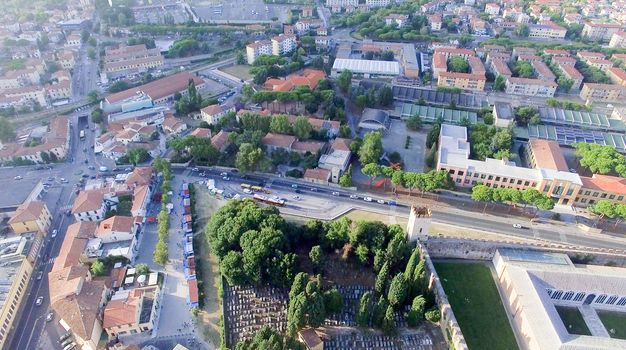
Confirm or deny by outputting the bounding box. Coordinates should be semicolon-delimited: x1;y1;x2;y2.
379;120;428;173
598;310;626;340
192;0;295;23
434;262;519;350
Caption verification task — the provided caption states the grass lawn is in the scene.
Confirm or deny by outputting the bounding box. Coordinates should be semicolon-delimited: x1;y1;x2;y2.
555;306;591;336
598;310;626;339
434;262;519;350
220;64;253;81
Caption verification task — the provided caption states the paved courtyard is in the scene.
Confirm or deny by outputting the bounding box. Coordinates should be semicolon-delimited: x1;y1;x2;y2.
380;120;428;173
192;0;295;23
134;172;215;349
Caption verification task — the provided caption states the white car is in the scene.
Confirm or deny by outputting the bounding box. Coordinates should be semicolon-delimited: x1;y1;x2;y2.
377;199;385;204
14;175;22;180
222;176;230;181
51;229;58;238
191;167;199;172
363;197;373;202
243;189;252;194
46;312;54;322
349;194;358;199
513;223;523;229
36;296;43;306
332;192;340;196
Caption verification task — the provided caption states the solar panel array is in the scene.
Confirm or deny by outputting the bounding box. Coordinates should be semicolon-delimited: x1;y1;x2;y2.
527;124;626;152
392;85;484;108
398;103;478;124
538;107;611;129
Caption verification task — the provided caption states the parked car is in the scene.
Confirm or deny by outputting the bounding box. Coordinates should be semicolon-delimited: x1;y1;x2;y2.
191;167;199;172
332;192;340;196
349;194;358;199
35;296;43;306
363;197;373;202
291;184;298;189
513;223;523;229
377;199;385;204
14;175;22;180
46;312;54;322
51;229;58;238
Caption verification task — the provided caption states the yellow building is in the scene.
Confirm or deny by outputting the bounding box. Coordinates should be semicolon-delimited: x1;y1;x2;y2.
8;201;52;234
437;72;486;91
0;235;36;349
580;83;626;102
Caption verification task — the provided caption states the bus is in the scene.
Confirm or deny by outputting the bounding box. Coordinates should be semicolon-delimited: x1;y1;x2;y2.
241;183;271;194
79;130;85;140
252;194;285;207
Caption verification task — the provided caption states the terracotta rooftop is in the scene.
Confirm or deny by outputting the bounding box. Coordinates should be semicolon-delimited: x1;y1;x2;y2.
581;174;626;196
8;201;46;225
608;67;626;81
51;277;108;340
105;72;203;104
53;221;97;271
262;133;296;148
528;139;569;171
304;167;331;181
211;130;231;150
126;166;153;187
331;138;352;152
190;128;211;138
97;216;134;237
71;190;104;214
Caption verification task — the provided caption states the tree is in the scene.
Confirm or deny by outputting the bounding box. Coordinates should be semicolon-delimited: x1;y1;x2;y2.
293;116;312;140
127;148;150;165
358;131;383;165
357;291;373;326
375;261;390;294
136;263;149;274
235;143;264;173
406;114;423;130
514;106;539;126
377;85;393;107
448;56;469;73
87;90;100;104
323;217;351;249
309;245;323;272
324;288;344;314
362;163;382;187
515;24;530;37
236;51;245;64
339;165;353;187
154;240;168;265
425;308;441;322
373;296;389;328
514;61;534;78
90;261;106;276
0;117;16;142
337;69;352;93
471;184;493;213
494;75;506;91
387;273;408;308
382;305;396;335
87;48;96;60
406;295;426;327
270;115;292;134
91;108;104;124
289;272;309;301
574;143;626;177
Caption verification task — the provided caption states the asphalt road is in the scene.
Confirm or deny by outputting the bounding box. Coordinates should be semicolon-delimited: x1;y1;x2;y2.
178;167;626;252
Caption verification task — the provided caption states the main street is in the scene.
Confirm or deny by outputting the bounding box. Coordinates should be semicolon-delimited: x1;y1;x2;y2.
176;167;626;252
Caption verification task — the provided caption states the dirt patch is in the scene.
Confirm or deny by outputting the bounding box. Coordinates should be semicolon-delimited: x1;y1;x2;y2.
343;209;409;228
220;64;253;81
295;246;376;288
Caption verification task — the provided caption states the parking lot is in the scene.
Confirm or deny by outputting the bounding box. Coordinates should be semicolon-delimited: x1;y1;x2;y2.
133;3;192;24
192;0;294;23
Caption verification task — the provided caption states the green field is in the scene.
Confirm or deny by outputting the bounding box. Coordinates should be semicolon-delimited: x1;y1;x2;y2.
555;306;591;336
598;310;626;339
220;65;253;81
434;262;519;350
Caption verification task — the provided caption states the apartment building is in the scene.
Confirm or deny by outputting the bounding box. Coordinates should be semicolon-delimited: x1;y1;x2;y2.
543;49;570;57
1;85;47;106
437;125;582;205
437;72;486;91
434;47;475;60
272;34;297;56
577;175;626;206
103;285;161;337
557;64;583;91
607;67;626;86
609;31;626;48
429;13;442;31
577;51;606;62
245;40;272;64
200;104;235;125
366;0;393;7
485;3;500;15
580;83;626;102
582;22;624;42
528;21;566;39
0;236;35;349
8;201;51;234
552;56;577;66
505;77;557;97
490;58;512;78
325;0;358;8
72;190;107;222
0;116;70;163
432;53;447;79
531;60;556;81
103;44;164;79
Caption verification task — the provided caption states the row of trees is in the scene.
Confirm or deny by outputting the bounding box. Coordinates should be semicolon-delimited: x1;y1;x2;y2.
287;273;343;335
590;200;626;225
169;135;221;166
471;184;555;212
574;143;626;178
352;85;394;109
250;53;303;85
153;157;172;265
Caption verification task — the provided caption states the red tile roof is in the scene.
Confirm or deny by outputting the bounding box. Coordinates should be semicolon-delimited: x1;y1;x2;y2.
304;167;331;181
581;174;626;195
528;139;569;171
105;72;203;104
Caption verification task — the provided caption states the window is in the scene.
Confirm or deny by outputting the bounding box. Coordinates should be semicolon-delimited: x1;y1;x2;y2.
592;192;599;197
488;175;493;180
566;189;574;196
509;178;514;183
601;193;607;198
595;294;607;304
467;172;473;177
449;169;455;175
551;290;564;300
544;185;551;192
458;171;464;176
609;195;615;199
584;191;591;195
524;181;530;186
617;297;626;306
456;179;461;183
517;180;522;185
573;292;585;302
563;291;574;301
619;196;624;201
496;176;501;181
607;296;619;305
481;174;486;179
581;198;587;203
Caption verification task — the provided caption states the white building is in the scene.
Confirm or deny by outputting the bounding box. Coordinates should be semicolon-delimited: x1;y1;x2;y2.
72;190;107;222
494;248;626;350
272;34;297;56
245;40;272;64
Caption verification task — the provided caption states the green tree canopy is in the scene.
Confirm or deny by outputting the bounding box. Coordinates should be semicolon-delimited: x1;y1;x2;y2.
574;143;626;177
358;131;383;165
